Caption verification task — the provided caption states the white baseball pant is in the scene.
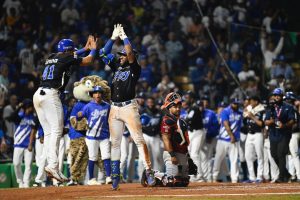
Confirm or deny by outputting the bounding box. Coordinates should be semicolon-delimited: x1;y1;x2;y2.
126;141;138;181
163;151;189;177
200;137;217;182
245;132;264;181
212;140;239;183
13;147;33;187
238;133;247;162
85;138;111;161
263;138;279;181
34;136;47;184
288;132;300;179
33;87;64;171
58;136;65;172
188;129;206;178
109;101;151;169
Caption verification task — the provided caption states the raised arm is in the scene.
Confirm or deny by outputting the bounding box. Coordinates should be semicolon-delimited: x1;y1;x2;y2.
80;35;97;66
274;36;284;55
119;25;135;64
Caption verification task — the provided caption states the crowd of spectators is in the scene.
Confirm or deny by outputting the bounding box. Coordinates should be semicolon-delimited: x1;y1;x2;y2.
0;0;300;160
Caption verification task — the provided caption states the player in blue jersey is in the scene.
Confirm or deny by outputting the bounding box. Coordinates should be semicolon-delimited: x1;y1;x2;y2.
10;99;38;188
77;86;112;185
200;101;219;182
212;98;243;183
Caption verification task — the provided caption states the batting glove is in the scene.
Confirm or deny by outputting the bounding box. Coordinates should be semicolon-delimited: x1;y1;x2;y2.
111;24;122;40
119;26;128;40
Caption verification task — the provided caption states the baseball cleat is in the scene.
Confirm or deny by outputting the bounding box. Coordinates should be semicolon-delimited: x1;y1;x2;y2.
106;176;112;184
87;178;101;185
111;178;120;190
45;166;69;182
66;180;78;186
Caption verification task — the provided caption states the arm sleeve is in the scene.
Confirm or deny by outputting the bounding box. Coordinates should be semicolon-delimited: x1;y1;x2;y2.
220;109;229;123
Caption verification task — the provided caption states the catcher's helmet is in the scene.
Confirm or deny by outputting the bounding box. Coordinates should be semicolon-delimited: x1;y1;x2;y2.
57;39;75;52
161;92;182;110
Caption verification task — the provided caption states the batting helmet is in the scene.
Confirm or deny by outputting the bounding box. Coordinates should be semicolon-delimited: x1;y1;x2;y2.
140;114;151;126
89;86;103;96
161;92;182;110
57;39;75;52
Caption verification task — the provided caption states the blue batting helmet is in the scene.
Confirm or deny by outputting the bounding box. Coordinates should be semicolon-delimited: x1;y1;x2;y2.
57;39;75;52
272;88;284;96
117;48;138;56
140;114;151;126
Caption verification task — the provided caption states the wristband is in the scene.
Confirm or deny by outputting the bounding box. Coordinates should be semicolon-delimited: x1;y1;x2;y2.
75;48;86;55
89;49;96;57
169;151;175;157
124;38;130;45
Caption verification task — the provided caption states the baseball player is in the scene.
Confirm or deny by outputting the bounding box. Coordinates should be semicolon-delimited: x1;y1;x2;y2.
33;35;97;182
284;92;300;182
77;86;112;185
265;88;295;183
199;100;219;182
140;97;164;173
99;24;155;190
243;95;265;183
159;92;190;186
183;92;206;182
212;98;243;183
263;95;279;182
11;99;37;188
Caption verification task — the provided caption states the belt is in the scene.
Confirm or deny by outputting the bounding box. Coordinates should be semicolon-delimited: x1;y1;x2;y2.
112;99;134;107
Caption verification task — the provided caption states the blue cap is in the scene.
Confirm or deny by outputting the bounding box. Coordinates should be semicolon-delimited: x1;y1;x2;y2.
217;101;227;107
57;39;75;52
272;88;284;96
117;48;138;56
230;98;241;104
22;98;33;108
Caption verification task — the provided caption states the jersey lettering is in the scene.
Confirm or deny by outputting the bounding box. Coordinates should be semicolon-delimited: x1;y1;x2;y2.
113;71;130;82
42;65;55;80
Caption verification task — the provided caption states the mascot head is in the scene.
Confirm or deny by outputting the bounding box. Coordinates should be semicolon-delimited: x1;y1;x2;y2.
73;75;111;102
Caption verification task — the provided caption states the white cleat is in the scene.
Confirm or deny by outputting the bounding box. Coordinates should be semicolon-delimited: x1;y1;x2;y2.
87;178;101;185
45;166;69;182
106;176;112;184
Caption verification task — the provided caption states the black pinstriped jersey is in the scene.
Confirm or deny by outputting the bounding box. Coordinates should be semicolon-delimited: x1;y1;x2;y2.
109;60;141;102
39;53;82;91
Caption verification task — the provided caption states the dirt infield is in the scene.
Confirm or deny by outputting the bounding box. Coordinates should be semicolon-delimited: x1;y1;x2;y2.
1;182;300;200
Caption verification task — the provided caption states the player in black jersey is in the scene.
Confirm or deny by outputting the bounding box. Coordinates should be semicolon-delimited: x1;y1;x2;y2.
98;24;156;190
33;35;97;182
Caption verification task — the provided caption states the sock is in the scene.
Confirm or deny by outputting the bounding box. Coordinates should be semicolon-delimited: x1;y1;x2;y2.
66;164;70;178
103;159;111;177
111;160;120;180
88;160;95;179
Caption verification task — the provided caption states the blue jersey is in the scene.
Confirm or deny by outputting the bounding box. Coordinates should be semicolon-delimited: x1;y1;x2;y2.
14;114;38;148
82;100;110;140
218;106;242;142
69;101;87;140
203;109;219;138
